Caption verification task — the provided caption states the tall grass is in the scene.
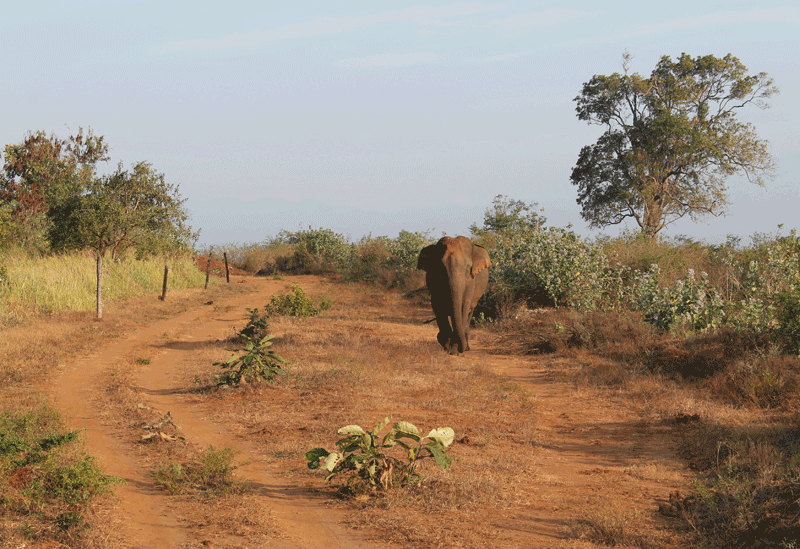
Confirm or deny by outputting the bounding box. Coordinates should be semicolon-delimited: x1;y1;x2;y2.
0;251;205;322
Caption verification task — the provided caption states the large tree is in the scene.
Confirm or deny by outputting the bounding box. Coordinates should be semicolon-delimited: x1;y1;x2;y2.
570;52;777;239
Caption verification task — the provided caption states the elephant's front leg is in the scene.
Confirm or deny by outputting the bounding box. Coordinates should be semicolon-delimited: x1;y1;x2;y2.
431;294;454;352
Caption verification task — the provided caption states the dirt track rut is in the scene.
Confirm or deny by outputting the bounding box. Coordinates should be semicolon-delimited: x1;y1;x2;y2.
53;279;381;549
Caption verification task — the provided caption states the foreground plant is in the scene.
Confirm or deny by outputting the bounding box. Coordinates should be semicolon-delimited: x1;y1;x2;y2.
214;335;288;386
305;416;454;493
0;406;123;537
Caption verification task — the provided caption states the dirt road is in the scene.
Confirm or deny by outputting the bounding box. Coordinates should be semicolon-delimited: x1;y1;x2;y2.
50;275;689;548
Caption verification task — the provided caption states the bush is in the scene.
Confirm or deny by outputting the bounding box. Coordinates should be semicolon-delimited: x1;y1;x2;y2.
237;307;269;341
264;283;330;318
485;225;609;311
0;406;122;535
631;266;725;332
774;290;800;354
279;227;353;273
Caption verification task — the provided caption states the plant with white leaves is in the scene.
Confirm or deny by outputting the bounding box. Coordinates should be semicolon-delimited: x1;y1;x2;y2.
632;265;725;332
304;416;454;493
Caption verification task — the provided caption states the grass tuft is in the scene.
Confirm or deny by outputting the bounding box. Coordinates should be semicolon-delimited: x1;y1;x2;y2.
152;445;249;497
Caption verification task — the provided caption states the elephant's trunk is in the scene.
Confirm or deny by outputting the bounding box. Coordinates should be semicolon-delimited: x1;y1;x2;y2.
449;268;467;355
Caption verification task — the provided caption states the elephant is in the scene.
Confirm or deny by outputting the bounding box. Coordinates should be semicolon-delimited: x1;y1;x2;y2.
416;236;491;355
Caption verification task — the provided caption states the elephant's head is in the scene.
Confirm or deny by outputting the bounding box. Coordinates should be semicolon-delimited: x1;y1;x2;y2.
417;236;491;355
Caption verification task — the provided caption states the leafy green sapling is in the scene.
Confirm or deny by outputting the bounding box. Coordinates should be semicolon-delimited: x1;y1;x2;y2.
305;416;454;492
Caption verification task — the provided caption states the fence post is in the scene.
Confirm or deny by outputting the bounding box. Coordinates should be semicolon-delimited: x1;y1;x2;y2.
160;263;169;301
204;253;212;289
223;252;230;283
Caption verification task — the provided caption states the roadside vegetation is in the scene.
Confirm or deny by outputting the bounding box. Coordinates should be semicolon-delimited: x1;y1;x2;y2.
0;250;204;324
0;405;123;544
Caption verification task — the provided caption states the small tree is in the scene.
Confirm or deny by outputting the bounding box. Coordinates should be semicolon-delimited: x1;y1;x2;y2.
469;194;545;238
571;52;777;239
58;162;196;318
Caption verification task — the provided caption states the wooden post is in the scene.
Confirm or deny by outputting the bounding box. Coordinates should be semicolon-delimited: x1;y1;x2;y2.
96;255;103;319
204;253;212;290
160;263;169;301
223;252;230;283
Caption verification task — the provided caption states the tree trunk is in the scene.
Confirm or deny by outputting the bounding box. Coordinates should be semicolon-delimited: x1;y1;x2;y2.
96;255;103;320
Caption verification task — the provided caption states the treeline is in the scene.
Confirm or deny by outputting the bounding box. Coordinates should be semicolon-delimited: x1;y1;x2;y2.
213;195;800;355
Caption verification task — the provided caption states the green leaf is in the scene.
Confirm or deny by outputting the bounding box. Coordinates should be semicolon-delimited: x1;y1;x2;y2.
425;442;452;470
393;421;419;437
372;415;393;437
336;436;363;453
426;427;455;448
304;447;329;469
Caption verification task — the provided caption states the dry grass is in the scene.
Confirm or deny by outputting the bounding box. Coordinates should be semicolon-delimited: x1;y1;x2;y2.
172;494;280;548
500;306;800;548
568;500;648;548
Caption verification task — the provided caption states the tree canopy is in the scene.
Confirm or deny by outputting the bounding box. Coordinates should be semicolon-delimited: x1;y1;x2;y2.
1;128;108;251
53;161;197;258
470;194;546;238
1;129;195;257
570;52;778;239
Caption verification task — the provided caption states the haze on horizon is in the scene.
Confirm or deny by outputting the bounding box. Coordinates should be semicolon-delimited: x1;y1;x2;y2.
3;1;799;246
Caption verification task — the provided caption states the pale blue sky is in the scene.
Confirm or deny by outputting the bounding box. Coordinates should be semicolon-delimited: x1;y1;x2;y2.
2;1;799;244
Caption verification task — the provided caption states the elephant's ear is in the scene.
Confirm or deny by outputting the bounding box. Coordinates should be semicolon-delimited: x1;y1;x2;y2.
470;245;491;278
417;245;433;271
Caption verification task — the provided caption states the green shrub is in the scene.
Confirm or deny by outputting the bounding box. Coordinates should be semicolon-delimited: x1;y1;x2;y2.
237;307;270;340
215;335;288;386
631;266;725;332
774;290;800;354
0;406;123;534
485;225;609;311
264;283;329;317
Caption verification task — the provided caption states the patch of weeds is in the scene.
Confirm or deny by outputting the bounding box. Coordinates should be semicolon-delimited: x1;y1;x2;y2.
0;405;123;538
152;446;249;497
135;357;151;365
305;416;454;495
214;335;288;386
264;283;331;318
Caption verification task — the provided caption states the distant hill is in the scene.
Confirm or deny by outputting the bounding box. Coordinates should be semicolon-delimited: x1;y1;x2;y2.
185;197;486;245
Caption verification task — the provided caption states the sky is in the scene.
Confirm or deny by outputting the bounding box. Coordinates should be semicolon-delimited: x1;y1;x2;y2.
2;1;799;246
